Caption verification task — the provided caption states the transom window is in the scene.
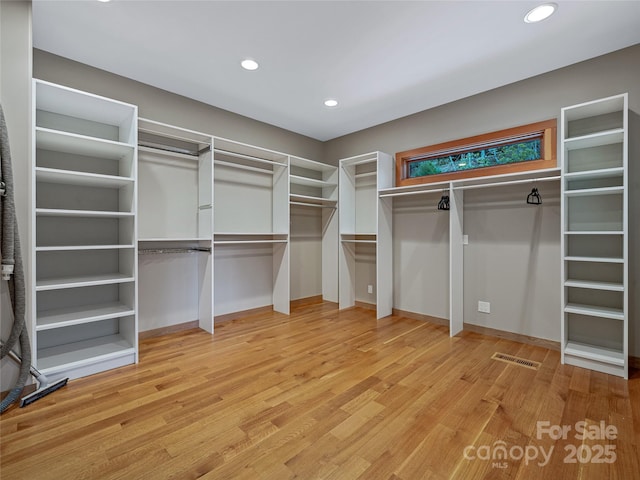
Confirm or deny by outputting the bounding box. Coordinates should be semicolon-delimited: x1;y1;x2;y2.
395;120;557;187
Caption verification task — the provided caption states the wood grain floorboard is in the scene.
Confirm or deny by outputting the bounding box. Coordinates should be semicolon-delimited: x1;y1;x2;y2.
1;302;638;479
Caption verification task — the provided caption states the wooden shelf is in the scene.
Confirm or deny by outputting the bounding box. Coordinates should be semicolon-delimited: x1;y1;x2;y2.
37;334;135;373
289;156;336;172
139;237;211;243
289;175;336;188
563;129;624;150
564;256;624;263
36;245;134;252
564;231;623;235
289;194;337;205
37;303;135;331
36;167;133;187
564;279;624;292
564;303;624;321
35;208;134;218
564;185;623;197
36;79;137;130
36;273;135;291
564;341;624;366
36;127;134;159
563;167;624;181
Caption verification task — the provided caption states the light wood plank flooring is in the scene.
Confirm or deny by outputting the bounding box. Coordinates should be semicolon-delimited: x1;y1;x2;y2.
2;302;639;479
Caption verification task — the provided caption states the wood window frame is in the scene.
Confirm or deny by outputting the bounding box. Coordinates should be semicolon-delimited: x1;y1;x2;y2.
395;119;557;187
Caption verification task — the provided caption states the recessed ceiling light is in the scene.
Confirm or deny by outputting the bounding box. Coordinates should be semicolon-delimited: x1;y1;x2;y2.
524;3;557;23
324;99;338;107
241;59;259;71
97;0;112;3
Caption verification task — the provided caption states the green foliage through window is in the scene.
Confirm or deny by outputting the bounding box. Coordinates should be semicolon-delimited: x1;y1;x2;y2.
408;138;542;178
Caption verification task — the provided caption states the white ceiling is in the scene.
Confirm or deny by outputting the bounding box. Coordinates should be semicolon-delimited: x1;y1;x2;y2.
32;1;640;141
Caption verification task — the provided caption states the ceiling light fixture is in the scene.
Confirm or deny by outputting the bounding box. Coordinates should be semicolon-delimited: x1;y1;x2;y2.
97;0;112;3
241;59;259;71
524;3;557;23
324;99;338;107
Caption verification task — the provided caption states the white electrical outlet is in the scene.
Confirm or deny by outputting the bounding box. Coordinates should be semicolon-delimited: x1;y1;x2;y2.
463;235;469;245
478;301;491;314
367;285;373;294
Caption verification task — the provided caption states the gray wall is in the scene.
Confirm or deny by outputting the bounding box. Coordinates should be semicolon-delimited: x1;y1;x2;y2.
326;44;640;357
33;50;324;161
1;1;32;392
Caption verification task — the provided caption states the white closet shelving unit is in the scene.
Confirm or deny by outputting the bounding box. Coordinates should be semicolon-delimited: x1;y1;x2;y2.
378;167;562;336
338;152;394;319
213;138;289;317
137;119;214;333
31;79;138;381
289;156;338;303
560;93;628;378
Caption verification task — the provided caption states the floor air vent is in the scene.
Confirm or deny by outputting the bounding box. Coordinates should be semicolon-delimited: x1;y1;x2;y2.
491;352;541;370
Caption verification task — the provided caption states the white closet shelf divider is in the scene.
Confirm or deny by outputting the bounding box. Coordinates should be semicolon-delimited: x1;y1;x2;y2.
37;335;135;373
564;186;623;197
213;232;288;245
563;129;624;150
564;279;624;291
213;159;275;175
213;149;287;168
563;341;625;366
35;167;134;187
35;274;135;291
289;194;336;205
379;187;445;198
564;256;624;263
36;79;137;128
36;245;135;251
563;167;624;180
37;303;135;331
35;209;134;218
564;303;624;321
36;127;134;160
564;230;624;235
138;237;211;242
289;175;337;188
354;171;377;179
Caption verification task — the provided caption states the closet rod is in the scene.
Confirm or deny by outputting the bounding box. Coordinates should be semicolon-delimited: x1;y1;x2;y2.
213;159;275;175
290;201;337;209
213;148;286;168
453;175;561;191
139;247;211;255
139;125;212;148
379;188;446;198
138;145;200;160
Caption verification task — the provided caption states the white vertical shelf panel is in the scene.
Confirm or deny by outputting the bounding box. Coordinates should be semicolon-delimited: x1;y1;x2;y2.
339;152;393;318
449;186;464;336
32;79;138;381
137;118;214;334
289;156;339;304
560;93;628;379
376;152;394;319
212;137;289;318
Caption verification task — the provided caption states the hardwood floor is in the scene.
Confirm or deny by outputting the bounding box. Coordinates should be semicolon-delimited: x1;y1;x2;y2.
2;302;639;479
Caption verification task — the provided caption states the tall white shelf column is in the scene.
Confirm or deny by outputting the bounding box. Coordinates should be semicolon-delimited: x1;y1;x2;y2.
137;119;214;333
212;138;290;317
338;151;394;319
289;156;338;303
560;93;629;378
31;80;138;381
